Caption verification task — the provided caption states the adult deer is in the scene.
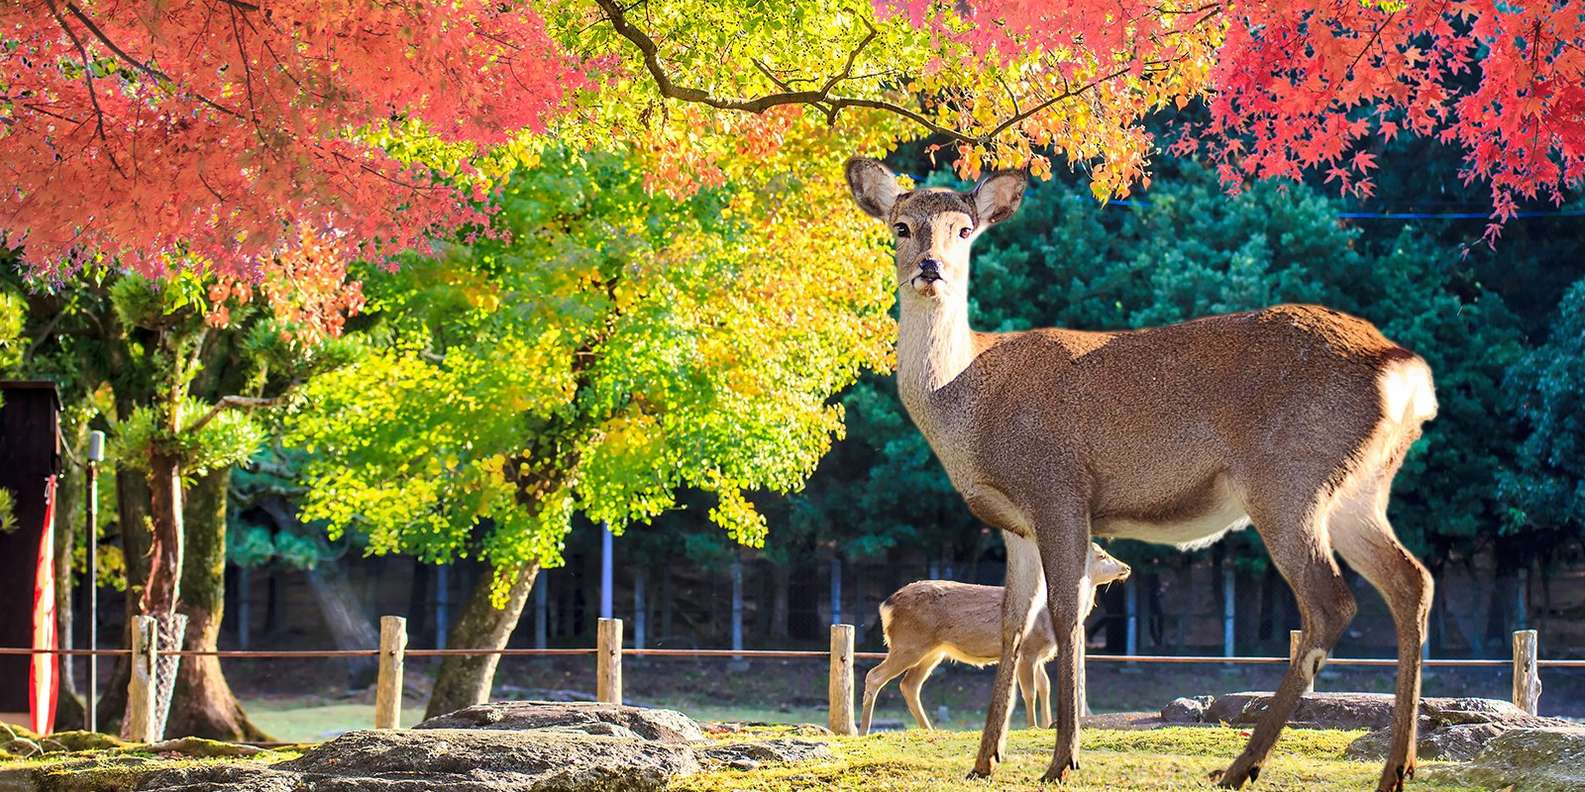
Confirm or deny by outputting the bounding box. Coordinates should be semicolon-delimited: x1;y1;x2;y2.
860;541;1130;735
844;158;1437;791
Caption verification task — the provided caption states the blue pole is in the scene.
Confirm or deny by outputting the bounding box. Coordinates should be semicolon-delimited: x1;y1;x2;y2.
601;523;614;620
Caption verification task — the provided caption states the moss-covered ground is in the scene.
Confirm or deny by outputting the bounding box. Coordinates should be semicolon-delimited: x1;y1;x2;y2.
678;725;1484;791
0;722;1486;791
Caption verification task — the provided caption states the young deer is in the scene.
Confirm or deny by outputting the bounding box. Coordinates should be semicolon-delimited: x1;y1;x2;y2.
859;541;1130;735
845;158;1437;792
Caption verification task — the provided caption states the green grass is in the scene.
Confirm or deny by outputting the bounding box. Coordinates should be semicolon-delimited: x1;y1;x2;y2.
0;744;300;792
0;724;1488;791
677;726;1485;791
246;699;426;741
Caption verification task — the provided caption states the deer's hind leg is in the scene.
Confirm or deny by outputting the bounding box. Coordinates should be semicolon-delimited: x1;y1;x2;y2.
1035;659;1052;727
1331;475;1432;792
861;649;928;735
1218;490;1356;789
899;653;944;731
1017;652;1040;728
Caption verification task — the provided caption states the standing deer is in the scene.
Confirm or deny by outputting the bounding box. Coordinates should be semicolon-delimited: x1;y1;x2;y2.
844;158;1437;792
860;541;1130;735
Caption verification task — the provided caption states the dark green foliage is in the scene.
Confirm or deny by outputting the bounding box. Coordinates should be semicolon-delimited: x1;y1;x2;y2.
1500;280;1585;560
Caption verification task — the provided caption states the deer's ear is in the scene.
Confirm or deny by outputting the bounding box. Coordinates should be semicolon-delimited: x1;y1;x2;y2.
845;157;902;219
972;170;1027;226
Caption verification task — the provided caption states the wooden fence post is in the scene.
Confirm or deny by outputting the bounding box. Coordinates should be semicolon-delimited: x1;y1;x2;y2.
1290;630;1314;694
1512;629;1540;715
375;616;407;729
122;616;158;742
828;624;855;735
597;617;623;705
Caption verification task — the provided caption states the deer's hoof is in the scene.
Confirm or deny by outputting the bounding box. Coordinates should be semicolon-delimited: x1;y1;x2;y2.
1040;757;1079;783
1214;763;1258;789
1375;762;1413;792
967;756;997;780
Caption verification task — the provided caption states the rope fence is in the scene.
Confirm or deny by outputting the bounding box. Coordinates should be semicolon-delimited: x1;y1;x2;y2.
6;621;1570;739
2;647;1581;666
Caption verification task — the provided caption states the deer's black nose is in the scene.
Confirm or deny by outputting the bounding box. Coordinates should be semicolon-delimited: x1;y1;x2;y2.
918;258;942;280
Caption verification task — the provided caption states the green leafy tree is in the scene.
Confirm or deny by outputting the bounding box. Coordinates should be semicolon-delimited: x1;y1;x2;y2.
1502;279;1585;567
287;145;892;716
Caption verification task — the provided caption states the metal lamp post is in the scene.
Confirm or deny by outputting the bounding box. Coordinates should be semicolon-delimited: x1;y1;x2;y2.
85;430;104;733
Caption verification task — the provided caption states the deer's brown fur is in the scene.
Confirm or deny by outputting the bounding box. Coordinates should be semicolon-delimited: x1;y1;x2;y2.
844;157;1437;792
859;542;1130;734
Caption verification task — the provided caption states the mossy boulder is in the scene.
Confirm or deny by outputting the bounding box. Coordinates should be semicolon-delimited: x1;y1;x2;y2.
415;701;707;743
136;728;701;791
1427;727;1585;791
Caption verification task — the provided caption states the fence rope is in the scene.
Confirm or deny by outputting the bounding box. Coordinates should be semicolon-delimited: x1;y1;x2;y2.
0;646;1578;667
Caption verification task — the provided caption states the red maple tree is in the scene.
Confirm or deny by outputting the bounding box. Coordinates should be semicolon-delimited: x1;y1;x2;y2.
1;0;578;276
894;0;1585;242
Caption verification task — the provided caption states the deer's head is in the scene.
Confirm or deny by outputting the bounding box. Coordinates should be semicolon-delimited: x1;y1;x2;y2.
1087;542;1131;587
845;158;1026;302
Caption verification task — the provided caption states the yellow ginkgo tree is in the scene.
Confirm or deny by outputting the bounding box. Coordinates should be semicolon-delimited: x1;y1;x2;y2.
286;133;895;715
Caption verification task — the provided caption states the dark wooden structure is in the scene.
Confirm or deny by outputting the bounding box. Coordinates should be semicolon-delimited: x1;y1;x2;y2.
0;381;61;715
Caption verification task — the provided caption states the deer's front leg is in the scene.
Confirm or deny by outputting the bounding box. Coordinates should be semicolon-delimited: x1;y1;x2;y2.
969;531;1045;778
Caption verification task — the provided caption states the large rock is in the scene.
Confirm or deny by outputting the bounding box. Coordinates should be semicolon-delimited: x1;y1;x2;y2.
415;701;707;743
123;703;836;792
1427;727;1585;791
1204;692;1565;732
1345;722;1507;762
699;738;834;767
1160;696;1215;724
1205;692;1399;729
136;728;702;792
1193;692;1571;764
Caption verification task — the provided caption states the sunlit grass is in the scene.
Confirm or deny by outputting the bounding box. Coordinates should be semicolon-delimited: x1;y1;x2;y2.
676;725;1483;791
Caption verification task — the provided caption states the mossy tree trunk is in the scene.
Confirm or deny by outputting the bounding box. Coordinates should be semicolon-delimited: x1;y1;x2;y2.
52;443;86;730
96;468;153;732
424;564;539;720
165;468;270;740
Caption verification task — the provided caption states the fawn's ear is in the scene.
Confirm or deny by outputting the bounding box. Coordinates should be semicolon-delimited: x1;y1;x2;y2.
845;157;902;219
971;170;1027;226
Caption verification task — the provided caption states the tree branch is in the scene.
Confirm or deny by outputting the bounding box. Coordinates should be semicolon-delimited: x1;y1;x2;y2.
63;1;244;120
45;0;126;177
594;0;979;142
186;390;296;435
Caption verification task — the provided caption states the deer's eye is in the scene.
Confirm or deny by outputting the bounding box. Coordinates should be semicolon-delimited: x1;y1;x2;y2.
893;223;910;238
959;225;974;239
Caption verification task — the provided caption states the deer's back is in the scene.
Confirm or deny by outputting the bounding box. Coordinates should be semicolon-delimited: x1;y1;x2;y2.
880;580;1056;664
931;305;1430;546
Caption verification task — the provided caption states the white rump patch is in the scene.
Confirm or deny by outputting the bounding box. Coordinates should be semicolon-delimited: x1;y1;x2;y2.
1378;358;1438;425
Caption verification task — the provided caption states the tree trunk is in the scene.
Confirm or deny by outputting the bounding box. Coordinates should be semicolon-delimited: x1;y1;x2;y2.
407;562;431;645
659;564;673;641
305;560;381;690
424;564;538;719
165;469;271;741
97;466;154;732
730;556;744;654
143;449;184;614
769;562;790;642
534;571;549;649
633;567;647;651
53;455;86;731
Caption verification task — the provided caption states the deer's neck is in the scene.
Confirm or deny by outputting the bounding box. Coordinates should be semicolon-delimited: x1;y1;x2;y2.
897;291;976;400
